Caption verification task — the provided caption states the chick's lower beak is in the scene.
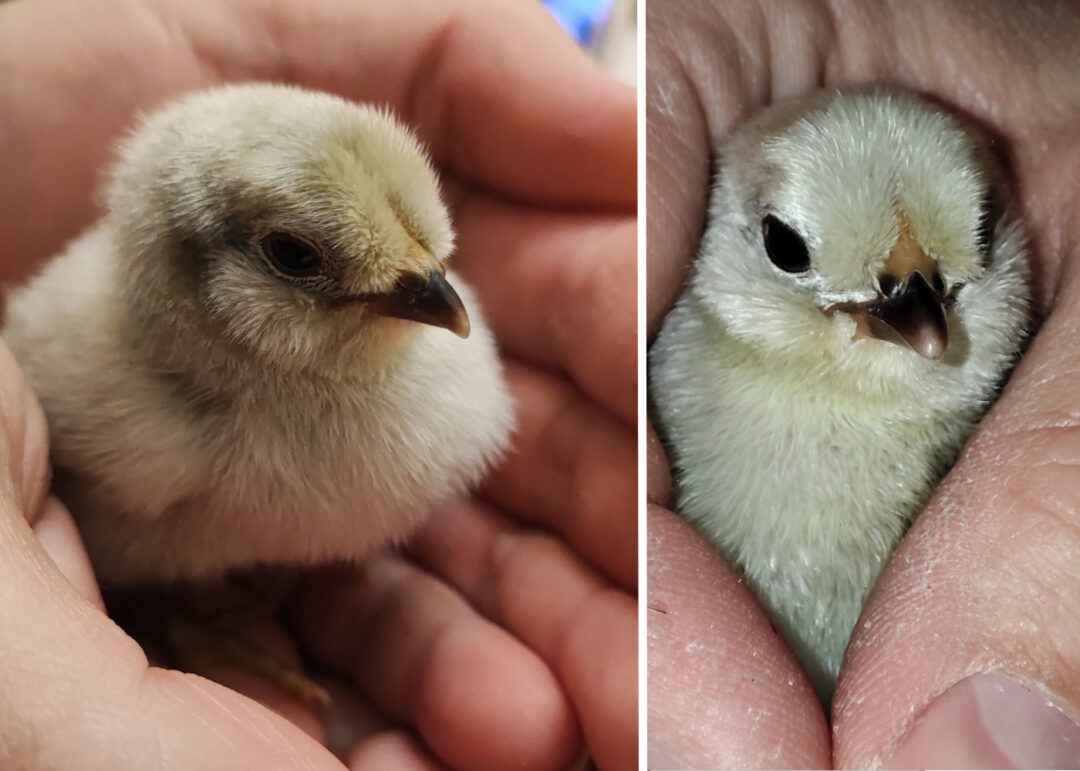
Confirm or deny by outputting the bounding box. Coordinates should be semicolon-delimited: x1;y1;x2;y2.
369;269;471;338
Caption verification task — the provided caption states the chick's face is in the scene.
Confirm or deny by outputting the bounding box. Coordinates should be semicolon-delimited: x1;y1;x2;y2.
200;141;467;364
695;89;1017;390
109;85;465;370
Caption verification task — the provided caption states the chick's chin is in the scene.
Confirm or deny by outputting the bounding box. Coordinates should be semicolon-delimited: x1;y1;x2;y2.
687;253;927;407
694;298;962;429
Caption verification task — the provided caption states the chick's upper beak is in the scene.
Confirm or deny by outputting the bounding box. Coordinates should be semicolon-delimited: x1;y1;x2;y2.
369;269;471;339
844;214;949;360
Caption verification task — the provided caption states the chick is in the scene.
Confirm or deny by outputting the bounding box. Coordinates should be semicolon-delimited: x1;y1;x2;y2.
649;87;1030;701
3;83;513;587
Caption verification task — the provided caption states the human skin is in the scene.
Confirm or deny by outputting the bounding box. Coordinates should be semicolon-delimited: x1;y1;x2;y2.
648;0;1080;767
0;0;636;769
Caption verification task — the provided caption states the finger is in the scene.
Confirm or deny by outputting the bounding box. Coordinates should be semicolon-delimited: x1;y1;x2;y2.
0;0;632;277
644;18;709;336
645;1;827;335
347;731;447;771
0;515;343;768
0;341;52;519
288;558;580;771
0;360;340;767
0;339;102;610
453;194;636;425
318;678;394;761
833;273;1080;767
646;505;830;769
409;499;637;771
250;0;636;209
480;363;635;588
188;616;326;746
29;495;104;611
646;422;672;506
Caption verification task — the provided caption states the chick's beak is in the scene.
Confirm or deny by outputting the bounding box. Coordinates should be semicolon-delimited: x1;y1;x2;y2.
368;269;471;339
854;272;949;360
836;214;950;360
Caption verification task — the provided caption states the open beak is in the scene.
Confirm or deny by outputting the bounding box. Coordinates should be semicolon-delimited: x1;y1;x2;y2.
832;211;950;360
849;272;949;359
365;268;471;339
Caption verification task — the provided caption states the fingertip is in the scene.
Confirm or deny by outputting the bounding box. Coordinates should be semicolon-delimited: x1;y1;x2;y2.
347;731;445;771
416;617;580;771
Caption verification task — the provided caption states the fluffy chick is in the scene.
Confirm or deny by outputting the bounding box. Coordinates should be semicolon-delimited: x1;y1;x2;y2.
650;87;1030;700
4;83;513;586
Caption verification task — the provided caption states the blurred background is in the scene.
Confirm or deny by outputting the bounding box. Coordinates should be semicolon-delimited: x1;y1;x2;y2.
544;0;637;85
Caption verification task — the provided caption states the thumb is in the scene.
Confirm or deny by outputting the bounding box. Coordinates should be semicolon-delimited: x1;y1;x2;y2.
0;341;344;771
647;505;829;769
835;272;1080;768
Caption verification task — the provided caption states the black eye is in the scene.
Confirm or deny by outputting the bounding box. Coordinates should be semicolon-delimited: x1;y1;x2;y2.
975;187;1003;254
762;215;811;273
260;233;322;278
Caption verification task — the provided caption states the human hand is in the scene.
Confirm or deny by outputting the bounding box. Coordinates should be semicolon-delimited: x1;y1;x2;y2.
647;0;1080;767
0;0;636;769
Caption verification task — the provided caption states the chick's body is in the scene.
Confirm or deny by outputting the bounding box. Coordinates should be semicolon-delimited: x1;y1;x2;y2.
650;88;1030;697
4;85;512;585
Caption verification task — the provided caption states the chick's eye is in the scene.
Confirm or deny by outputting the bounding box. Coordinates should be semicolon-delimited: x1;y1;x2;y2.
261;233;322;278
762;215;811;273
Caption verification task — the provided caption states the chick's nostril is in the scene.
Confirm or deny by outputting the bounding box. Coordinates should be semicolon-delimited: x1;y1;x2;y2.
878;274;900;298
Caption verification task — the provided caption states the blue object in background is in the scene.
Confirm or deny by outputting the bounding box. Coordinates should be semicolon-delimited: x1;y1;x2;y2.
543;0;615;45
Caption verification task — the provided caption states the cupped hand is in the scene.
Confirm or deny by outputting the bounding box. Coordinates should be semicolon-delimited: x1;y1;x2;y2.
647;1;1080;767
0;0;636;769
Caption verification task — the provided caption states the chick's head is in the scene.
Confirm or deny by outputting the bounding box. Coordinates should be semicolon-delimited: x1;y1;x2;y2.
693;88;1028;397
106;84;465;371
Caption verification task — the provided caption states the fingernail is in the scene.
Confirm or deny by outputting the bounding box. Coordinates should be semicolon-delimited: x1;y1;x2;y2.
648;743;689;769
887;673;1080;768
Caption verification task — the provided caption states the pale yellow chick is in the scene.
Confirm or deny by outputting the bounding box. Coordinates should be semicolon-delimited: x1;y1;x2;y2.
650;87;1030;701
4;83;514;585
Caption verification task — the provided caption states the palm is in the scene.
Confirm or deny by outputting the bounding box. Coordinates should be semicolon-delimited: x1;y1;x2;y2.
648;1;1080;767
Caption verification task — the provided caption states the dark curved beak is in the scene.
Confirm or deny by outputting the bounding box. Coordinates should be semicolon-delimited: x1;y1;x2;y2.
368;269;471;338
